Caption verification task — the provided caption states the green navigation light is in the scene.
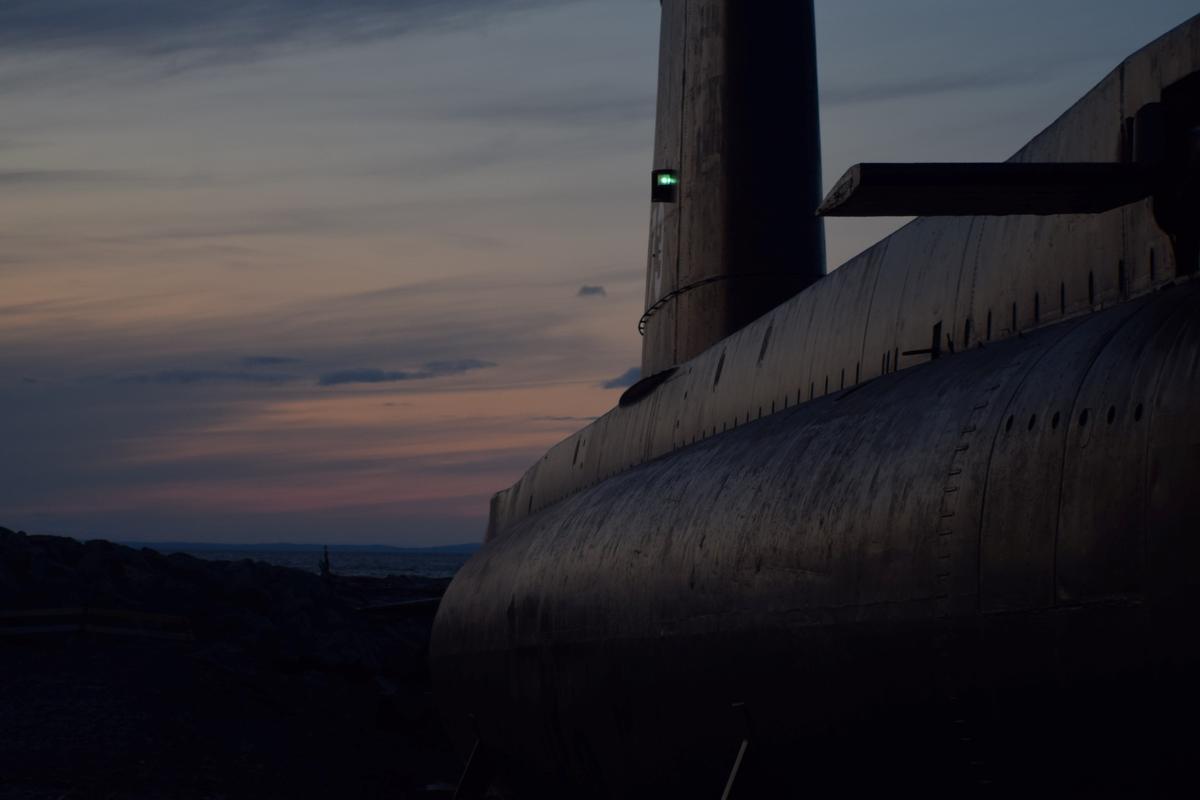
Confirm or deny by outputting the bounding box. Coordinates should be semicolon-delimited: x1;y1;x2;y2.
651;169;680;202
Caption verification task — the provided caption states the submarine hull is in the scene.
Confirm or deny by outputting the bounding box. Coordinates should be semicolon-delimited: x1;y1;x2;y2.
431;285;1200;796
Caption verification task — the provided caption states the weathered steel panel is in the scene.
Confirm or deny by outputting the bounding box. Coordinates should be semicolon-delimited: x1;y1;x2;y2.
436;287;1200;795
1144;302;1200;605
1054;286;1199;603
673;0;729;369
979;305;1137;613
798;253;878;397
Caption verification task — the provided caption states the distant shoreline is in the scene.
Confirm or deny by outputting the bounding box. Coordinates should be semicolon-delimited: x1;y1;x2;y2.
112;541;482;554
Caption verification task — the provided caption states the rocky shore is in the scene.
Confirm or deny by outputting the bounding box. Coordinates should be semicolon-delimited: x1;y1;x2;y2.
0;527;462;799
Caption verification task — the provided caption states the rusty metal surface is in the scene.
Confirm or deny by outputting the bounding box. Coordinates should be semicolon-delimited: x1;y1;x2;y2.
433;285;1200;796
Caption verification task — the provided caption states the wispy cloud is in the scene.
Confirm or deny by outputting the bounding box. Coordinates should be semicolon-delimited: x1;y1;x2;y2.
118;203;410;242
601;367;639;389
317;359;496;387
458;91;654;126
118;370;300;385
0;0;658;547
0;1;579;59
0;169;140;186
823;70;1049;108
240;356;303;367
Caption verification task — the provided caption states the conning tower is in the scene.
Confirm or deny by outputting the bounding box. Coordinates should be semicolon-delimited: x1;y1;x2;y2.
641;0;825;376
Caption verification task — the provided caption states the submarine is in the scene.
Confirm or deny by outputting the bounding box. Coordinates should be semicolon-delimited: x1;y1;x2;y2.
432;3;1200;797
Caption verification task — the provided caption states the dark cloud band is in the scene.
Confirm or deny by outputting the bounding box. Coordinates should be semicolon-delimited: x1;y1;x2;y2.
601;367;639;389
318;359;496;387
118;370;299;385
240;356;303;367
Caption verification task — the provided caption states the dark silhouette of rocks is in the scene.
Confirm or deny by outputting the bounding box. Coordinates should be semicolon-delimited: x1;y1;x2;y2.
0;526;460;799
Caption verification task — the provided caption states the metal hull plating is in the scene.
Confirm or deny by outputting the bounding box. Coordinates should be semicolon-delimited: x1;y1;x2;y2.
432;9;1200;796
432;284;1200;796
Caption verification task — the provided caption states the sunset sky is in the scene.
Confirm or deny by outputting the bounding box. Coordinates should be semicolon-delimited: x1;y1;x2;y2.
2;0;1196;546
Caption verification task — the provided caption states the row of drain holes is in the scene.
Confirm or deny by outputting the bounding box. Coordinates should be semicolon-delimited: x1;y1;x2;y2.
726;254;1160;386
1005;402;1145;434
886;259;1154;373
538;404;1149;516
539;260;1160;513
677;399;1148;450
534;399;1151;515
684;257;1159;467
